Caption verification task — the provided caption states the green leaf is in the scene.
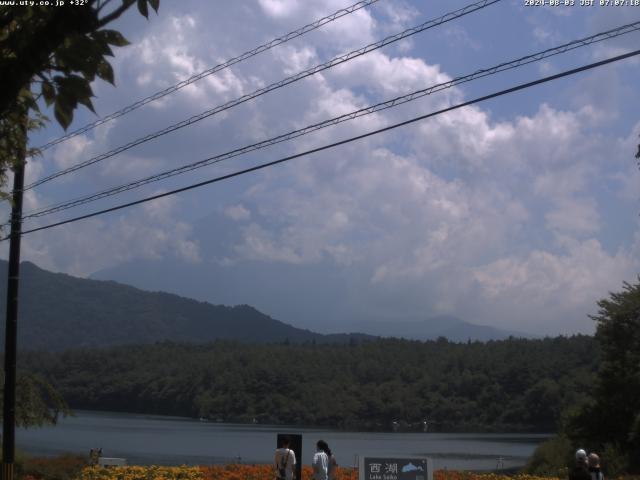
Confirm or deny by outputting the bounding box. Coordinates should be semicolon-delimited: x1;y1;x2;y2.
148;0;159;12
88;34;115;57
56;74;93;100
96;60;114;85
78;96;96;114
54;98;73;130
137;0;149;18
54;35;105;80
96;29;130;47
42;81;55;106
50;74;98;122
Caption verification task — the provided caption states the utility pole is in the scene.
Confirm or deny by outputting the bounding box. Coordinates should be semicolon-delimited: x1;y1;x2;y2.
2;114;27;480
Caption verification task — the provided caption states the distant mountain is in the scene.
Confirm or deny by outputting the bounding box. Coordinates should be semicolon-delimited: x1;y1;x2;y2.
92;257;533;342
357;315;532;342
0;260;371;351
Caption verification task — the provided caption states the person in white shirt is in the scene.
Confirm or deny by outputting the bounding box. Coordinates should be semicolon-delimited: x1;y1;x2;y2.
275;436;296;480
313;440;330;480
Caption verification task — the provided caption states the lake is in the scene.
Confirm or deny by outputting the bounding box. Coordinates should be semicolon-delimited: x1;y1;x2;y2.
16;411;548;471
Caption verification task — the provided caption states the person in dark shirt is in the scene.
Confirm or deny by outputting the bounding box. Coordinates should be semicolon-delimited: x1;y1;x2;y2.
569;449;591;480
588;453;604;480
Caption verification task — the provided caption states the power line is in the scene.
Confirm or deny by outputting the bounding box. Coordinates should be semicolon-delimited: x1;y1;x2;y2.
8;48;639;240
33;0;381;153
22;0;501;192
19;20;640;221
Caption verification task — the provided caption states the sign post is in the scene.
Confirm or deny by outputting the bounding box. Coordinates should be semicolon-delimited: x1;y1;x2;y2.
359;456;433;480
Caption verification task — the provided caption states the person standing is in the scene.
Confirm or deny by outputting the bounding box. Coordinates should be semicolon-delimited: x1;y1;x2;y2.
569;449;591;480
275;436;296;480
313;440;330;480
588;453;604;480
324;442;338;480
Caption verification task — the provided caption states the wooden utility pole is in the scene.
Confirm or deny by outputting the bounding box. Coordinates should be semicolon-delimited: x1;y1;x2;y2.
2;116;27;480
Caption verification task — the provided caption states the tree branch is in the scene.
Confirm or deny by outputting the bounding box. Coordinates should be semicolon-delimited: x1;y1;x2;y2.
97;0;116;13
97;0;136;27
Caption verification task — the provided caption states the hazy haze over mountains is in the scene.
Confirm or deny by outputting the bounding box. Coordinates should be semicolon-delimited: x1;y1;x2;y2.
90;210;534;341
0;259;529;351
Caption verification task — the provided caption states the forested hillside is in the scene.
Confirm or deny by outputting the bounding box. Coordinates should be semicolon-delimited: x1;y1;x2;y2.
21;335;598;432
0;261;370;350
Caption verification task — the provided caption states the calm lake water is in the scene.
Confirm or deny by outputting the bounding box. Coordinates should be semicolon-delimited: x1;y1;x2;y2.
16;411;548;471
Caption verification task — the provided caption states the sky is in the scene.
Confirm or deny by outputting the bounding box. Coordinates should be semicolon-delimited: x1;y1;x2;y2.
3;0;640;336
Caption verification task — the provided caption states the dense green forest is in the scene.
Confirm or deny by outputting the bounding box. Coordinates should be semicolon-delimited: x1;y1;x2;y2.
20;335;597;432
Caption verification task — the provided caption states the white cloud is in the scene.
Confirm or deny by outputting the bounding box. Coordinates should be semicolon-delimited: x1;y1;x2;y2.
51;136;94;170
329;50;453;96
235;223;305;264
533;165;601;236
532;26;556;44
472;237;639;333
544;197;600;235
443;25;480;50
273;45;318;75
124;13;247;105
12;193;201;277
319;4;376;50
224;204;251;221
210;45;638;334
257;0;301;18
533;165;591;198
141;190;178;220
257;0;376;50
377;0;419;31
612;164;640;203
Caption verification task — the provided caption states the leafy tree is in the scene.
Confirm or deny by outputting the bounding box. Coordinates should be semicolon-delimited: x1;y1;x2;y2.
0;0;160;193
0;91;43;199
567;279;640;473
0;371;69;428
522;434;573;477
0;0;160;426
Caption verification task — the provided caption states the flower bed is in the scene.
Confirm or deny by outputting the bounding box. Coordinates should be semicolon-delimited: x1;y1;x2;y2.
74;466;540;480
70;465;640;480
76;465;203;480
199;465;360;480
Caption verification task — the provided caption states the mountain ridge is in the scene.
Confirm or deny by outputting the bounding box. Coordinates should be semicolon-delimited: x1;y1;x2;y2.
92;258;534;341
357;315;533;341
0;260;372;351
0;259;530;350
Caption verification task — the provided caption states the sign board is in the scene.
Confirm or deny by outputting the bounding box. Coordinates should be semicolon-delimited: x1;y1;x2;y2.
359;456;432;480
277;433;302;480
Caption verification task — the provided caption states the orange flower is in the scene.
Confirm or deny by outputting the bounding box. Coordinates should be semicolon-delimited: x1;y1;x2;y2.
76;464;606;480
198;464;357;480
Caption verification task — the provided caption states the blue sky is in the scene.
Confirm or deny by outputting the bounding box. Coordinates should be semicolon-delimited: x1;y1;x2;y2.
4;0;640;335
